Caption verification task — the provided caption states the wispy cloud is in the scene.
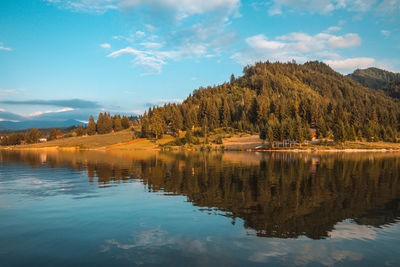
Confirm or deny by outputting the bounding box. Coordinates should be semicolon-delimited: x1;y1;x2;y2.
46;0;240;19
267;0;398;17
28;107;75;117
0;42;12;51
145;98;183;107
50;0;240;74
106;17;239;73
0;99;100;108
381;29;390;37
100;43;111;49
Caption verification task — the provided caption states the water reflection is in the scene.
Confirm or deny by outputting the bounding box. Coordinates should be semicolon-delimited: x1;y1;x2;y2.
1;150;400;240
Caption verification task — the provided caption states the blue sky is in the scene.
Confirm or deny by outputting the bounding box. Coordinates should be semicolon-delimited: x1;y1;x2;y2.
0;0;399;122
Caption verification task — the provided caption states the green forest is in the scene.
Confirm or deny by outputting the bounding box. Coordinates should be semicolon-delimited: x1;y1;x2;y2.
140;61;400;143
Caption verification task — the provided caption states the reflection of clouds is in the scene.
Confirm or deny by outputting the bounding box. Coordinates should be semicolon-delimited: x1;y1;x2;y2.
294;243;362;266
249;251;287;262
328;221;377;240
107;227;171;249
104;226;207;254
235;237;364;266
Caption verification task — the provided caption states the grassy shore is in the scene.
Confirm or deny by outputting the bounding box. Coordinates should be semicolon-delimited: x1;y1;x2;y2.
2;130;400;151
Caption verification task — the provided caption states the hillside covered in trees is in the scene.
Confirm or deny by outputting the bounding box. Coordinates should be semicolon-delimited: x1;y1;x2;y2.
141;61;400;143
348;67;400;98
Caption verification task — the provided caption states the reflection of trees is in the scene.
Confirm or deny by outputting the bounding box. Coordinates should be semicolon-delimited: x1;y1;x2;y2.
2;150;400;239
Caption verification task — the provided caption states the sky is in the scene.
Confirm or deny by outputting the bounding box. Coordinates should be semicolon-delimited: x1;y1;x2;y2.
0;0;399;123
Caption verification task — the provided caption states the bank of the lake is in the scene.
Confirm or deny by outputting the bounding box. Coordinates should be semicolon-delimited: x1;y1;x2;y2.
2;129;400;152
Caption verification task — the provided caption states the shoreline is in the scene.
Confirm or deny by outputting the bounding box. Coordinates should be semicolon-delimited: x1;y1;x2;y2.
1;145;399;153
2;132;400;152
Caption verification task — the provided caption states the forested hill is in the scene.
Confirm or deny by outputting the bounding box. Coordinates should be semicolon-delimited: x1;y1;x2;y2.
141;61;400;142
348;67;400;98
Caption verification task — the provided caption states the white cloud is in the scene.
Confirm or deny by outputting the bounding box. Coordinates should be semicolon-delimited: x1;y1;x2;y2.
381;29;390;37
232;29;363;68
377;0;400;15
0;88;25;96
48;1;240;74
267;0;400;16
0;89;16;96
324;57;375;71
0;118;20;122
107;47;168;73
139;42;164;49
328;33;361;48
268;0;347;15
150;99;183;105
100;43;111;49
28;107;75;117
106;17;238;73
136;31;145;38
0;42;12;51
130;109;144;114
46;0;240;18
324;26;341;33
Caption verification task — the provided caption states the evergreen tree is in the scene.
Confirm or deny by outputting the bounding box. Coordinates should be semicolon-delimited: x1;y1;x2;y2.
112;115;123;132
75;125;85;136
267;126;274;143
151;110;166;139
121;115;130;129
141;115;151;138
259;127;267;143
185;129;193;144
170;107;183;136
87;115;96;135
25;128;40;144
48;127;57;141
334;122;346;143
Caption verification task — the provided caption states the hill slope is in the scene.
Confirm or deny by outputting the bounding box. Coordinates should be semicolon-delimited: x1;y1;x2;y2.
142;61;400;142
348;67;400;98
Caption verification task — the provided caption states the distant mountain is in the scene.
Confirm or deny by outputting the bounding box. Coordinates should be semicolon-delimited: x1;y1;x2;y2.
0;119;87;130
347;67;400;98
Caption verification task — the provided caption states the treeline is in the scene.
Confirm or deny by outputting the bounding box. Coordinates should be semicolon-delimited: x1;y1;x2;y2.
140;61;400;143
86;113;131;135
1;113;133;146
1;127;82;146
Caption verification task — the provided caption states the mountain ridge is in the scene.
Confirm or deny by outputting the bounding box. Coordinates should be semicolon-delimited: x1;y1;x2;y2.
347;67;400;98
141;61;400;142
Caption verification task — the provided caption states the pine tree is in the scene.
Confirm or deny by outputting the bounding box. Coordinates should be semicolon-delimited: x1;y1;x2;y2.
151;110;166;139
75;125;85;136
267;126;274;143
48;127;57;140
25;128;40;144
259;127;267;143
112;115;122;132
185;129;193;144
140;115;151;138
121;116;130;129
87;115;96;135
170;107;183;136
334;122;346;143
220;98;231;128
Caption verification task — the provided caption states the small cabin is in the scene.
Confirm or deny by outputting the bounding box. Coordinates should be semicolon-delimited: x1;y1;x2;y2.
39;137;47;142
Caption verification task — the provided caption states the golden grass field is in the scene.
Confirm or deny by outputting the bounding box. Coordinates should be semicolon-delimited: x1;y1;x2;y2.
3;129;400;151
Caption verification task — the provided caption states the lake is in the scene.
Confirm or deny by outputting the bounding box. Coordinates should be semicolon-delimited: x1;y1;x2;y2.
1;150;400;266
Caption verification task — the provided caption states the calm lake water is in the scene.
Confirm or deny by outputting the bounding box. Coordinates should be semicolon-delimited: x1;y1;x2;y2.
1;150;400;266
